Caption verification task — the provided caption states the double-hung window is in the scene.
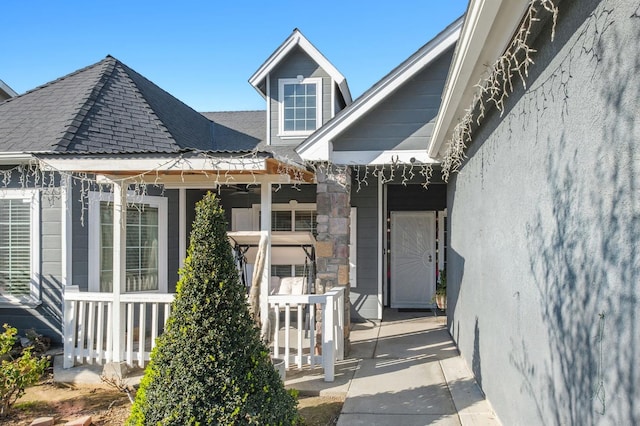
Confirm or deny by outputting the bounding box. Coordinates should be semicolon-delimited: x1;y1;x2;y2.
278;77;322;137
0;189;40;305
89;192;167;293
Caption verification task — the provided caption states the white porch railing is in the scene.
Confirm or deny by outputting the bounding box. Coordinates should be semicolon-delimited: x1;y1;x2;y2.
63;286;345;382
63;288;174;369
268;287;345;382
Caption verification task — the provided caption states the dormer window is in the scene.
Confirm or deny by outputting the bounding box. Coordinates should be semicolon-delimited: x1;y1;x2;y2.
278;77;322;137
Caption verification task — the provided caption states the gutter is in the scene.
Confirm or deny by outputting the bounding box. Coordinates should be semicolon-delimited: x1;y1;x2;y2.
0;153;34;165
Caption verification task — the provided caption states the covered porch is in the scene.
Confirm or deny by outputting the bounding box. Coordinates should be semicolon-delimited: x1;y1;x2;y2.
39;152;346;381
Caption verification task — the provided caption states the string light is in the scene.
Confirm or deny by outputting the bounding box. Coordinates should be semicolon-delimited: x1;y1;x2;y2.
441;0;559;181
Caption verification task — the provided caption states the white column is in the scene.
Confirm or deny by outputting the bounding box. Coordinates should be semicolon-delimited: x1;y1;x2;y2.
179;188;187;269
61;175;73;287
377;173;384;320
111;180;127;363
260;182;272;322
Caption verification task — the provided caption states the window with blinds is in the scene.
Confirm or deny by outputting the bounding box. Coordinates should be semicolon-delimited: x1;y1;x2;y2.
0;199;31;296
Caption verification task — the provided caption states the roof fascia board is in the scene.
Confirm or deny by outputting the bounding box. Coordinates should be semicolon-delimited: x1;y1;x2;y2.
37;156;314;183
428;0;530;158
39;157;270;173
249;30;351;104
296;19;462;159
0;79;18;98
297;139;333;162
332;150;438;166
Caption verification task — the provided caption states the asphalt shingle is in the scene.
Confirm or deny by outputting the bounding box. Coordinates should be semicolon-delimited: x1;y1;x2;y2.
0;56;216;154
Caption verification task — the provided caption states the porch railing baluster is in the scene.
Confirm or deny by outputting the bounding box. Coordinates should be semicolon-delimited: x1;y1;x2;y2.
63;292;174;369
138;303;146;367
267;287;344;382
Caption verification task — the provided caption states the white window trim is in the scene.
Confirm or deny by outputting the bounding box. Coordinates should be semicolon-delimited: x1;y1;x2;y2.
0;189;41;308
251;201;317;231
88;191;168;293
278;77;322;138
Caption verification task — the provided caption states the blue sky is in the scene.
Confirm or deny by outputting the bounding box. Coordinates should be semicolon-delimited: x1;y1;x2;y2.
2;1;468;112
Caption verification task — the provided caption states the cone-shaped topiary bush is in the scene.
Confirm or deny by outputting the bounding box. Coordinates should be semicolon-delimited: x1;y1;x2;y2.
128;192;298;425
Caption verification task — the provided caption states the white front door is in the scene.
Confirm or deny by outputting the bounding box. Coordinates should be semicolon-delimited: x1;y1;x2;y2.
390;211;436;308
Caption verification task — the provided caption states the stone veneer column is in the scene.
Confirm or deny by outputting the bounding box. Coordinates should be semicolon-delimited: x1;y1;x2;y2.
315;165;351;354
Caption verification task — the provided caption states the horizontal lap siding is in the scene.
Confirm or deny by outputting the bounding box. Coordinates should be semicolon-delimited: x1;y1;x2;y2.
333;48;453;152
38;196;64;342
166;190;180;293
351;182;378;320
71;182;88;290
269;47;331;146
1;173;64;343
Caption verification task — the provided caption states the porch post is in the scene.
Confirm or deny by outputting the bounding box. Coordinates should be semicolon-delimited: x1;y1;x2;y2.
260;182;272;323
111;180;127;363
179;188;187;269
377;173;384;320
315;165;352;354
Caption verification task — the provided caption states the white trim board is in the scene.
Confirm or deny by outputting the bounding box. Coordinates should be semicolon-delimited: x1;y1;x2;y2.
249;29;352;105
332;150;439;165
428;0;529;158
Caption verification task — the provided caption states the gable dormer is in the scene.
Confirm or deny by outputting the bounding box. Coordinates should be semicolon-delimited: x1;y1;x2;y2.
249;29;352;146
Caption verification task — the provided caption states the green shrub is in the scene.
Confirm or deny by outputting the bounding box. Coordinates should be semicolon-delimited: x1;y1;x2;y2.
128;192;298;425
0;324;49;417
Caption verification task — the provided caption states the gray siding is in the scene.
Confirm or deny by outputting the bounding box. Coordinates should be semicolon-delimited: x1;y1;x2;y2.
447;1;640;424
1;173;63;343
268;47;331;145
350;181;378;320
71;182;88;290
166;189;180;292
333;48;454;152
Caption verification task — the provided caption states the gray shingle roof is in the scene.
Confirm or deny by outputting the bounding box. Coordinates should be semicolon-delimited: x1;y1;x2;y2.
203;110;304;164
203;111;265;150
0;56;215;154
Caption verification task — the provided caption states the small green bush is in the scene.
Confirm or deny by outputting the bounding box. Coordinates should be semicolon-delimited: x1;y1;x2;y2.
128;192;298;425
0;324;49;417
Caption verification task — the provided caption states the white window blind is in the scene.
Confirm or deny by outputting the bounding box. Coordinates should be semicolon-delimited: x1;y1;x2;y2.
0;199;31;296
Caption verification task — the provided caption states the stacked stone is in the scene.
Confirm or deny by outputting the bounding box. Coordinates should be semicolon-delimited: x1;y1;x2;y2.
315;165;351;354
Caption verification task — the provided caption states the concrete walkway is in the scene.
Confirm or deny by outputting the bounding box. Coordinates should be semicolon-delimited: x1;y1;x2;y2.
284;309;500;425
337;310;500;425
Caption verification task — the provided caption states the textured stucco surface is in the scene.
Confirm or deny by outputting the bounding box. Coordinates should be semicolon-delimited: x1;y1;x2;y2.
447;1;640;424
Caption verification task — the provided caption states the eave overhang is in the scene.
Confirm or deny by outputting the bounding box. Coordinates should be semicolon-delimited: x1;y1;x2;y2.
34;153;315;185
249;29;352;105
428;0;530;159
